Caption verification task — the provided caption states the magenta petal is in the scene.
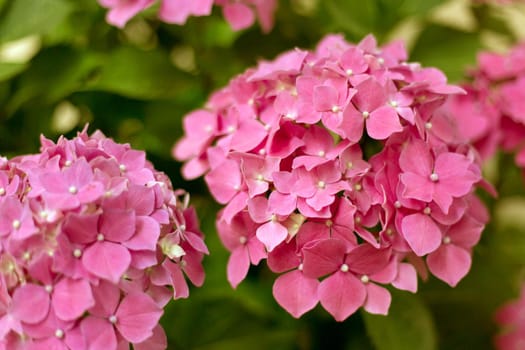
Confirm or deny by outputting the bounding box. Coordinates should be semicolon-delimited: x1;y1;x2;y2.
116;293;162;343
53;278;95;321
427;244;471;287
83;241;131;283
81;316;117;350
399;139;432;176
227;248;250;288
256;221;288;252
363;283;391;315
400;173;433;203
272;270;319;318
302;239;347;278
231;119;267;152
340;104;365;143
366;106;403;139
223;2;255;30
318;272;366;321
11;284;49;324
401;213;441;256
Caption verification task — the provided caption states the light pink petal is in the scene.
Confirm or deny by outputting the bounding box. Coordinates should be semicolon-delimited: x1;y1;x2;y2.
204;159;241;204
340;104;365;143
227;247;250;288
90;280;120;317
427;244;471;287
164;261;189;299
391;263;418;293
256;221;288;252
116;293;162;343
314;85;339;111
400;173;433;203
221;191;249;224
11;284;49;324
273;270;319;318
230;119;267;152
82;241;131;283
366;106;403;139
399;139;432;176
319;272;366;321
133;324;167;350
401;213;441;256
124;216;160;251
363;283;391;315
354;78;386;111
100;209;136;243
81;316;117;350
268;191;296;216
223;2;255;31
53;278;95;321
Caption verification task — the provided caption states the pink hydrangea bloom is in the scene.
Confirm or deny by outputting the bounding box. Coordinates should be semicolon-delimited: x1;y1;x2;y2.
174;34;489;321
0;126;207;350
495;284;525;349
435;42;525;178
98;0;277;32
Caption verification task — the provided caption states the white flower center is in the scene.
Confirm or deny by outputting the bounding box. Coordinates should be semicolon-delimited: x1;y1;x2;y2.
361;275;370;283
68;185;78;194
239;236;247;245
346;69;353;76
443;236;451;244
109;315;117;324
430;173;439;182
55;329;64;338
97;233;104;241
389;100;398;107
394;201;402;208
12;219;21;230
317;180;326;189
362;111;370;119
331;105;341;113
64;160;72;167
354;183;362;191
423;207;431;215
0;187;5;196
318;150;326;157
73;249;82;258
340;264;349;272
45;285;53;293
119;164;127;172
298;263;304;271
425;122;433;129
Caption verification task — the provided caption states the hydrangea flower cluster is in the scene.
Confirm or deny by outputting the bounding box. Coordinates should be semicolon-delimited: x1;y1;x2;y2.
99;0;277;31
174;34;488;321
495;284;525;349
434;42;525;167
0;127;207;349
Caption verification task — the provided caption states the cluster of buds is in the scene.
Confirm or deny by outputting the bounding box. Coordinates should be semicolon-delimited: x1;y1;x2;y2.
435;42;525;168
99;0;277;31
0;127;207;349
174;34;488;321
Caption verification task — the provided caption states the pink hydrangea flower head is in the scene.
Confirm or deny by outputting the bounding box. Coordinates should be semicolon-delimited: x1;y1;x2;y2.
98;0;277;32
0;126;207;350
174;33;489;321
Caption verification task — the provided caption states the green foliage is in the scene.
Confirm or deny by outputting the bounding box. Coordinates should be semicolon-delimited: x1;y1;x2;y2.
363;291;437;350
1;0;525;349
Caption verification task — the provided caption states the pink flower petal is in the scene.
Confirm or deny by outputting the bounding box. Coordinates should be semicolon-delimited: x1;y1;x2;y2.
272;270;319;318
53;278;95;321
427;244;471;287
81;316;117;350
319;272;366;321
82;241;131;283
401;213;441;256
366;106;403;139
116;293;162;343
11;284;49;324
223;2;255;31
363;283;391;315
256;221;288;252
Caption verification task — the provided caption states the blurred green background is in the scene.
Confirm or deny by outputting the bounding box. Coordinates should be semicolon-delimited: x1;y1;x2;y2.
1;0;525;348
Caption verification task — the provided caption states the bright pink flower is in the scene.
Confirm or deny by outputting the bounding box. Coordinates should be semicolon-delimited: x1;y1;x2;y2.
99;0;277;31
0;127;207;349
174;33;488;321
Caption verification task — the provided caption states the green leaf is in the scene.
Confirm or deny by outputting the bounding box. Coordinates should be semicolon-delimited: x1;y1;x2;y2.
363;290;437;350
0;62;26;81
0;0;72;43
91;46;200;100
410;25;481;81
7;46;101;113
322;0;377;38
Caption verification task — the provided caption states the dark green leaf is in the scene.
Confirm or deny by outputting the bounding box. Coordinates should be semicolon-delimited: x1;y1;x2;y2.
363;290;437;350
0;62;26;81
